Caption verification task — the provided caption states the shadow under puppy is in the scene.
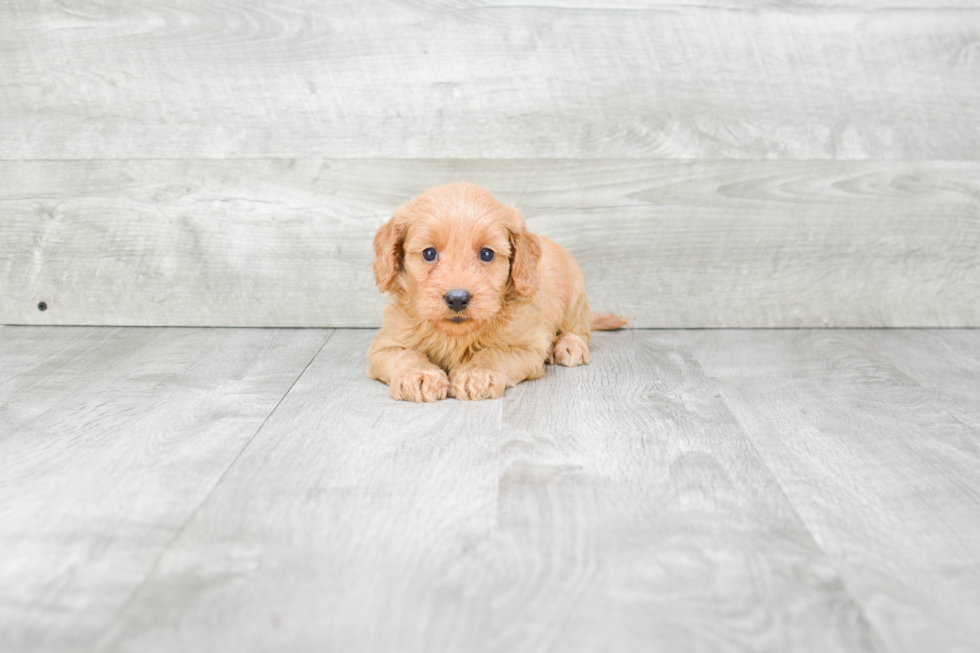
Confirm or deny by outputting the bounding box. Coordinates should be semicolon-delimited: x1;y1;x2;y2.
368;183;627;402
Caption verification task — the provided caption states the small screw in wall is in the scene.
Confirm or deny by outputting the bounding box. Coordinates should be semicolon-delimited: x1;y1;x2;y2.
38;301;47;311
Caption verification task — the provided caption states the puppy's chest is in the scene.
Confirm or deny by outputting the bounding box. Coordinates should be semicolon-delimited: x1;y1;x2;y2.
416;332;480;371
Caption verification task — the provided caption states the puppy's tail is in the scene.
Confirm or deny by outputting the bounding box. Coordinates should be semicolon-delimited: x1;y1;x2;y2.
591;312;629;331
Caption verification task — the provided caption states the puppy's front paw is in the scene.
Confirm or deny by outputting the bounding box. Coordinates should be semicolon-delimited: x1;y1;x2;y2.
389;368;450;403
549;334;590;367
449;367;507;401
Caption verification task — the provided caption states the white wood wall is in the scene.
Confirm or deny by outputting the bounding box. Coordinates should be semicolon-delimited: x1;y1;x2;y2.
2;1;978;327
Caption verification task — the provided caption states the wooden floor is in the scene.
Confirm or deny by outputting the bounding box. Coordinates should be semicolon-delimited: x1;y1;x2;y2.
1;326;978;653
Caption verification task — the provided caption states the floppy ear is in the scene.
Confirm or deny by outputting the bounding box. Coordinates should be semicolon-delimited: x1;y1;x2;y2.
508;210;541;298
372;212;407;293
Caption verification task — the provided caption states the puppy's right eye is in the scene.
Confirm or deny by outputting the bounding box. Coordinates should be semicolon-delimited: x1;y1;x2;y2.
422;248;437;262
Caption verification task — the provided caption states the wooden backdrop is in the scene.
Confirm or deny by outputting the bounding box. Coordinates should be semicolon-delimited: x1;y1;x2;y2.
2;0;978;327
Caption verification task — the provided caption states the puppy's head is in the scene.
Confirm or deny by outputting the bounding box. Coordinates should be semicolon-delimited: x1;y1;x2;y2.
372;183;540;335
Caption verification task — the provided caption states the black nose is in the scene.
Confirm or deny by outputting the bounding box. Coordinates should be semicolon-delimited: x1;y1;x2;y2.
444;289;471;312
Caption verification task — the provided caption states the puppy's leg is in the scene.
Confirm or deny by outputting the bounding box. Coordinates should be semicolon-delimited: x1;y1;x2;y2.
549;289;592;367
449;347;545;401
368;345;449;403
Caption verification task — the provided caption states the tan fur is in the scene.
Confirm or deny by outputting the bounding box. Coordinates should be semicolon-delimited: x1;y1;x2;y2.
591;312;630;331
367;183;626;402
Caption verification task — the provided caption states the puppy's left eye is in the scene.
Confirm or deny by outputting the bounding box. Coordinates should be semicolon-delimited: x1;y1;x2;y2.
479;248;495;262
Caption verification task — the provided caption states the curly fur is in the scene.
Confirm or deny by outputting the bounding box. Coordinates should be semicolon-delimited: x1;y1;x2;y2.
367;183;626;402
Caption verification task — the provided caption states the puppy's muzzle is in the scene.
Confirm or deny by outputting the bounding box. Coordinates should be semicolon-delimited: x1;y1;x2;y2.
444;289;471;313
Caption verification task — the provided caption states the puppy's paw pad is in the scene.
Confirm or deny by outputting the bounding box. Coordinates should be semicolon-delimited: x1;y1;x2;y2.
390;368;450;403
449;368;507;401
549;334;590;367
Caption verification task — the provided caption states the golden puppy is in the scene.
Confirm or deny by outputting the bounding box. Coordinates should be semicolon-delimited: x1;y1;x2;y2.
367;183;627;402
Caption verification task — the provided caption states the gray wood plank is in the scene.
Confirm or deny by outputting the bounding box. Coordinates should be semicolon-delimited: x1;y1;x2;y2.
3;159;978;328
489;330;884;653
855;329;980;432
94;329;884;653
93;329;502;653
2;2;978;159
681;329;980;653
0;326;329;653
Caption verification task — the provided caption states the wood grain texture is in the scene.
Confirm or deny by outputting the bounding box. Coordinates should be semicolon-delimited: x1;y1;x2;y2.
488;330;884;653
681;329;980;653
0;326;329;653
1;1;978;159
93;329;503;653
91;329;885;653
2;159;978;328
5;327;980;651
856;329;980;432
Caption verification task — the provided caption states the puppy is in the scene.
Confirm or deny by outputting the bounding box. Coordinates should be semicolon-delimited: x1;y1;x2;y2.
367;183;627;402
